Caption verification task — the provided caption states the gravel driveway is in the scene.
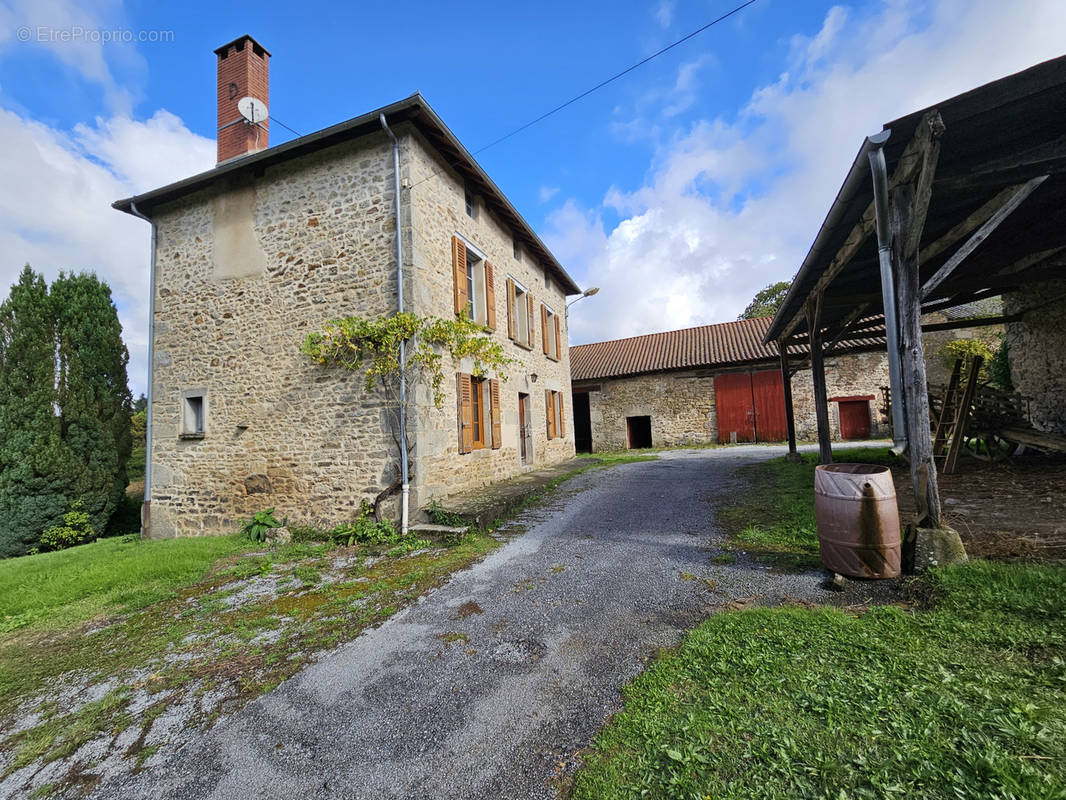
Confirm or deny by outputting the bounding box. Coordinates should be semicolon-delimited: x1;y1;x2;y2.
92;445;875;800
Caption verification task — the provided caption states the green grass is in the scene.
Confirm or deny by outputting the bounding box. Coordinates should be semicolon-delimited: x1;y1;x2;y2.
0;535;254;634
571;560;1066;799
717;446;902;570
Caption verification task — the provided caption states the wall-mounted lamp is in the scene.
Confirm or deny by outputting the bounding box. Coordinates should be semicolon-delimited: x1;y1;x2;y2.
530;373;538;383
566;286;600;310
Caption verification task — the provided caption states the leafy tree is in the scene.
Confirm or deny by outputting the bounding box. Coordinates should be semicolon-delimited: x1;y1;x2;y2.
739;281;791;320
0;267;133;557
133;394;147;414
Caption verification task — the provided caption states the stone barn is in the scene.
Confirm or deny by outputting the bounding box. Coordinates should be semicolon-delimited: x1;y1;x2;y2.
570;317;890;453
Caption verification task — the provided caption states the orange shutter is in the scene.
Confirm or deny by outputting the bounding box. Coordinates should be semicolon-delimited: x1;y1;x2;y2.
484;262;497;331
490;379;502;449
457;372;473;453
554;314;561;360
452;236;468;317
527;292;535;348
506;279;517;340
541;306;549;354
557;392;565;437
545;389;555;439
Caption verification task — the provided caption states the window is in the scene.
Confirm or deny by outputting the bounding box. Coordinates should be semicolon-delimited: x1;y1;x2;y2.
464;187;477;219
181;391;206;438
451;235;496;330
545;389;566;440
506;277;532;347
541;303;560;360
512;235;521;260
544;267;551;289
457;373;501;453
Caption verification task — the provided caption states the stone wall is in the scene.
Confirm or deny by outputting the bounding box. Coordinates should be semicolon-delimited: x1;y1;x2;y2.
922;311;1003;388
404;128;576;507
149;134;401;537
575;349;890;452
1004;279;1066;433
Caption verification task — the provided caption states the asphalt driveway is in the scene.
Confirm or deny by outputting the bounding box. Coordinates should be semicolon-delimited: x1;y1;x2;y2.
93;445;863;800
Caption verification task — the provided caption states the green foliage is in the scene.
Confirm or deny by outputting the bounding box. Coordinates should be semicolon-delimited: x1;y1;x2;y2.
738;280;790;321
127;410;146;483
39;501;95;552
988;333;1014;392
426;498;468;528
330;516;399;546
239;508;283;543
937;337;995;382
302;311;515;409
571;561;1066;799
0;267;133;557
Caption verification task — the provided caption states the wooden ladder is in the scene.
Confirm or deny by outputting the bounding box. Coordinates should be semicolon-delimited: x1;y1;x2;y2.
933;356;984;474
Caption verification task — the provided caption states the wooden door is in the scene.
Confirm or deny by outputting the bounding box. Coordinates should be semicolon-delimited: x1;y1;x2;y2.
714;373;756;443
518;393;531;464
751;370;788;442
838;400;871;440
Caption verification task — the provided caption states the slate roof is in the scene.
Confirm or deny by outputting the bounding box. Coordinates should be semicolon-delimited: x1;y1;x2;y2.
570;317;884;382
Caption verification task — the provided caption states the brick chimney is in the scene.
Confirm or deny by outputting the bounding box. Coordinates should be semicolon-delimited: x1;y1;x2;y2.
214;35;270;164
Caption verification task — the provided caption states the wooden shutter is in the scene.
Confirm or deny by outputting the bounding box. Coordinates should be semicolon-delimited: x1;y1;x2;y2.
545;389;555;439
490;379;502;449
554;314;561;360
484;262;497;331
557;392;565;437
457;372;473;453
452;236;468;317
526;292;535;348
541;305;549;354
506;279;517;340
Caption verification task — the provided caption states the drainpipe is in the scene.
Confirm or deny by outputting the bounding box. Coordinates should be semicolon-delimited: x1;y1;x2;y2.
380;113;410;535
867;130;908;454
128;201;156;538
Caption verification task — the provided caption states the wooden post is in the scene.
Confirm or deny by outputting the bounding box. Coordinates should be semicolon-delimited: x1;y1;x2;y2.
806;297;833;465
891;181;942;529
778;338;800;461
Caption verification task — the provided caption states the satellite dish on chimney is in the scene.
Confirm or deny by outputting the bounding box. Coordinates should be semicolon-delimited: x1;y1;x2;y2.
237;96;268;125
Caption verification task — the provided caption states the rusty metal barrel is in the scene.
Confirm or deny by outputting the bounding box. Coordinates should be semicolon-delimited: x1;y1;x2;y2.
814;464;901;579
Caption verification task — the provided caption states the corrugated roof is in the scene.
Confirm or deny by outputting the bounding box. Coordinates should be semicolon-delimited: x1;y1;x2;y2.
571;317;883;382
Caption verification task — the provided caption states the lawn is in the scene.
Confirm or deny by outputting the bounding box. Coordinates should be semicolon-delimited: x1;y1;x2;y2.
716;446;902;570
570;450;1066;799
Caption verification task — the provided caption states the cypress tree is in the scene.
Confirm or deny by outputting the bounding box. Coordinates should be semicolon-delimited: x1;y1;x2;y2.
51;272;133;537
0;267;67;556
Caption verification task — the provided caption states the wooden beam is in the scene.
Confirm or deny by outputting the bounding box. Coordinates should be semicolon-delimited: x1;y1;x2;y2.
778;340;799;460
806;296;833;465
921;175;1049;299
778;111;946;341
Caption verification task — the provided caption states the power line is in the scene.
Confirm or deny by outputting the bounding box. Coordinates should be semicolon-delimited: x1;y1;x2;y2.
473;0;757;156
407;0;757;193
269;116;303;138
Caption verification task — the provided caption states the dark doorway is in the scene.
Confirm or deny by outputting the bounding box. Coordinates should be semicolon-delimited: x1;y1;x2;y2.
572;391;592;453
627;415;652;449
518;393;532;464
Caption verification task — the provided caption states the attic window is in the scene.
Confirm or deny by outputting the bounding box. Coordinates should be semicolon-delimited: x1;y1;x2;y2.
464;188;477;219
513;235;521;260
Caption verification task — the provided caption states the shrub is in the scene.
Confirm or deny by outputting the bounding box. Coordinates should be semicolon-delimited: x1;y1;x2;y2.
988;333;1014;392
330;516;399;547
239;508;282;543
938;338;995;382
40;501;95;551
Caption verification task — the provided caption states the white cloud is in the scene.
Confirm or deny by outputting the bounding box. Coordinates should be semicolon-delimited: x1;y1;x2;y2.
549;0;1066;346
654;0;675;29
0;104;215;395
538;185;560;203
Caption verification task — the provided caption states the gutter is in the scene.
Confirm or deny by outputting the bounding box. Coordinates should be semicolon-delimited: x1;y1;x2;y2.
380;114;410;535
866;130;908;453
127;201;156;538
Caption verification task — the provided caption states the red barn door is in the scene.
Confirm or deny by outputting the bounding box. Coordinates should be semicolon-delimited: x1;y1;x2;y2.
751;370;788;442
838;400;871;440
715;373;756;443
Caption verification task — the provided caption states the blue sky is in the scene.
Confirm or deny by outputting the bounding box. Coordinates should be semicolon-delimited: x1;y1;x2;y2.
1;0;1064;395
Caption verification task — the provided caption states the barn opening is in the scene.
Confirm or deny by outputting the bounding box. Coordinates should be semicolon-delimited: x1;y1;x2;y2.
572;390;592;453
627;416;652;449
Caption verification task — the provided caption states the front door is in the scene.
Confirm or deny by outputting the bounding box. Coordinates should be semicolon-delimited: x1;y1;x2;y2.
518;393;532;464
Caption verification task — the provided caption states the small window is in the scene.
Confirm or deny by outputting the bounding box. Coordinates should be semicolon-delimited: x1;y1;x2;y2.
181;393;206;437
511;279;529;344
464;187;477;219
544;267;550;289
471;378;486;449
542;304;559;359
512;235;521;260
465;247;486;324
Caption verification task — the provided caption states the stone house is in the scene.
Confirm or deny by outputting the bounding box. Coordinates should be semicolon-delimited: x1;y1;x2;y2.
570;317;890;452
115;36;580;538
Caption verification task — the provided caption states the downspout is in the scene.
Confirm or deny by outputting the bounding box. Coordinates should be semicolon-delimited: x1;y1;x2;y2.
128;201;156;538
380;113;410;535
867;130;908;454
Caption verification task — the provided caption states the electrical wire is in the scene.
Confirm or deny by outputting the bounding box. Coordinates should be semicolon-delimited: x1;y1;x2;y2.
268;116;303;138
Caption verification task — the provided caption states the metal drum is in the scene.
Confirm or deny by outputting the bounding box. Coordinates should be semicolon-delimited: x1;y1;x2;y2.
814;464;901;578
